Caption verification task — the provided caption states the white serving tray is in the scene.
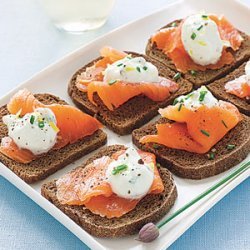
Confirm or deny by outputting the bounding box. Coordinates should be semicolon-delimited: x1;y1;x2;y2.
0;0;249;249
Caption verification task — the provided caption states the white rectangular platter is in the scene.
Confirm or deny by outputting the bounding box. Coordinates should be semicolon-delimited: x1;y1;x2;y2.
0;0;249;249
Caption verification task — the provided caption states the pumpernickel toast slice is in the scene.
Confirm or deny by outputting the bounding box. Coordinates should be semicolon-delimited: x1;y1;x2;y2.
0;93;107;183
41;145;177;238
68;52;193;135
146;19;250;88
132;117;250;179
208;61;250;116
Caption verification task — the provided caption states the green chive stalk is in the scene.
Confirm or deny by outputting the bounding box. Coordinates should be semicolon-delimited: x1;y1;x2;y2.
157;161;250;229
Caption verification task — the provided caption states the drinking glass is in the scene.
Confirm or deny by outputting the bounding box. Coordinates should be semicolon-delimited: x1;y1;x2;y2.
39;0;116;33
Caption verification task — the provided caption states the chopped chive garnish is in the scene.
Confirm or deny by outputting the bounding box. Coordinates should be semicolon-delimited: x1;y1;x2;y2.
191;32;196;40
197;25;203;31
208;152;215;160
221;120;228;128
201;129;210;137
190;70;197;76
38;121;45;128
199;90;208;102
156;163;161;168
171;22;177;27
185;92;194;100
143;66;148;71
136;66;141;73
126;56;132;59
117;63;123;67
153;143;159;149
108;80;117;85
30;115;35;124
173;98;179;105
227;144;236;150
173;72;181;80
112;164;128;175
178;103;183;111
202;15;208;19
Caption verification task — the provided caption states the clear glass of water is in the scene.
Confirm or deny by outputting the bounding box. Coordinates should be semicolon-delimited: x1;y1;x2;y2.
39;0;116;33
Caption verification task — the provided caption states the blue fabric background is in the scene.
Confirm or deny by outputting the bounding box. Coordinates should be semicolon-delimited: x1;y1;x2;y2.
0;176;249;249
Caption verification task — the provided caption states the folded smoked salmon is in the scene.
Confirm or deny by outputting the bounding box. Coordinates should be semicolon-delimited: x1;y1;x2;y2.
75;47;179;111
0;90;107;183
139;86;242;154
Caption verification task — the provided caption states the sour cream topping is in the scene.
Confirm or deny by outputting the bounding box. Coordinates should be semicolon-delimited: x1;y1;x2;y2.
181;14;224;66
174;86;218;110
103;56;160;83
106;147;154;199
3;108;58;155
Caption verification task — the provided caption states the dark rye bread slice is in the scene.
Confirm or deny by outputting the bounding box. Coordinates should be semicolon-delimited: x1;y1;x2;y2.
208;61;250;116
132;117;250;179
41;145;177;238
146;19;250;88
68;52;192;135
0;94;107;183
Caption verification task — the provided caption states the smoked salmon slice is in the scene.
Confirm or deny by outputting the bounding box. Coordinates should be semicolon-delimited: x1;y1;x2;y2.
140;100;242;154
225;77;250;99
56;149;164;218
0;89;102;163
76;46;179;111
151;15;243;73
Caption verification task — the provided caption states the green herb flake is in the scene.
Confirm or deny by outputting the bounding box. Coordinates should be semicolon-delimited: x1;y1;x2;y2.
108;80;117;85
190;70;197;76
38;121;45;128
136;67;141;73
156;163;161;168
221;120;228;128
178;103;183;112
30;115;35;125
227;144;236;150
117;63;123;67
200;129;210;137
199;90;208;102
208;152;215;160
171;22;177;27
191;32;196;40
173;72;181;81
202;15;208;19
173;98;179;105
112;164;128;175
197;25;203;31
153;143;159;149
143;66;148;71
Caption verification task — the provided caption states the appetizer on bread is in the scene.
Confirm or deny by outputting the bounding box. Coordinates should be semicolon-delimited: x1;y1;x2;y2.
68;46;192;135
42;145;177;237
132;87;250;179
0;89;107;182
146;13;250;87
208;60;250;115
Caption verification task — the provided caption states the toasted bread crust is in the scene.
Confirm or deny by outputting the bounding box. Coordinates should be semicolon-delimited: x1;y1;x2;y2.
0;93;107;183
68;51;193;135
132;117;250;179
41;145;177;237
208;61;250;116
146;19;250;88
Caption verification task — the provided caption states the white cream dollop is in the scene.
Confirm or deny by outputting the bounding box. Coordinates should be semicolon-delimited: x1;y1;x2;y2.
174;86;218;110
181;14;224;66
3;108;58;155
103;56;159;83
106;147;154;199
